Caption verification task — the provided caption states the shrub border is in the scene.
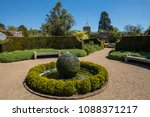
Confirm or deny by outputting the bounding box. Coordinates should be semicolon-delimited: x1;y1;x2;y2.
23;80;108;100
24;61;108;99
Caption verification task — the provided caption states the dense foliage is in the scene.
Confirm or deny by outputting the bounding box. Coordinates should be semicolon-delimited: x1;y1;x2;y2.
98;11;112;31
0;23;5;30
73;31;89;41
18;25;28;37
56;52;80;78
116;36;150;51
0;36;82;52
83;40;102;54
41;1;75;36
25;61;108;96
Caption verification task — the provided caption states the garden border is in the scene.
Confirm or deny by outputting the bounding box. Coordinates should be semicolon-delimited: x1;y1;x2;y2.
23;80;108;100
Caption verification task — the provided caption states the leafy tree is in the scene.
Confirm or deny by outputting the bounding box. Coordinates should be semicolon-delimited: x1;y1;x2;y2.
124;24;143;36
0;23;5;30
144;26;150;35
28;28;43;37
98;11;111;32
109;27;121;43
41;1;75;36
18;25;28;37
73;31;89;41
7;26;17;31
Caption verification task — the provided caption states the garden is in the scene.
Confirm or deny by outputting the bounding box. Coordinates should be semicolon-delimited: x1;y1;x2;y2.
0;1;150;100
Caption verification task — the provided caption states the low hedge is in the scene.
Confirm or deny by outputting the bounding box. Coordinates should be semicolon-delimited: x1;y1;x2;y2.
108;50;150;61
61;49;87;57
83;44;101;55
0;48;57;63
25;61;108;96
116;36;150;52
0;48;87;63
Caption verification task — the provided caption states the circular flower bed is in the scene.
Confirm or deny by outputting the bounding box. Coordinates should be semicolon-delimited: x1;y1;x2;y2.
25;61;108;98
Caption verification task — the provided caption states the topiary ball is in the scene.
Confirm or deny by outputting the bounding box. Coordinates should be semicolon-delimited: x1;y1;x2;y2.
56;52;80;78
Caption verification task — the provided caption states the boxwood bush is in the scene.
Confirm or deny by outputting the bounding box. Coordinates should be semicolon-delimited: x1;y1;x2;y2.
25;61;108;96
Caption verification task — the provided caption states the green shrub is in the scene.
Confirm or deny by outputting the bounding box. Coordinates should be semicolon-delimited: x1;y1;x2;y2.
63;81;76;96
61;49;87;57
116;36;150;52
0;48;58;63
89;76;101;91
56;52;80;78
25;61;108;96
108;50;150;61
78;79;91;94
0;48;88;63
54;80;65;96
83;43;101;54
0;50;33;62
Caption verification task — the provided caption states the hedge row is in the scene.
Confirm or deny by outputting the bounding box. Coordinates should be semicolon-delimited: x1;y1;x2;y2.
116;36;150;52
0;36;83;52
108;50;150;61
25;61;108;96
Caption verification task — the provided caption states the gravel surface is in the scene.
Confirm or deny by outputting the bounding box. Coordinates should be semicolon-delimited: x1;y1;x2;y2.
0;48;150;100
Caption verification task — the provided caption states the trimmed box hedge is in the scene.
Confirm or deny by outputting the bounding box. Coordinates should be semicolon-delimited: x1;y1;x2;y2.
25;61;108;96
0;36;83;52
116;36;150;52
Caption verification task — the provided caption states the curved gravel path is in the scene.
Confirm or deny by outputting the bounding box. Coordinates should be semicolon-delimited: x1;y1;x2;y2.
0;48;150;100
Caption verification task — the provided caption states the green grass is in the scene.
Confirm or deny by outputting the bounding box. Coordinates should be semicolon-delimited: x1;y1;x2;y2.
0;48;87;63
108;50;150;61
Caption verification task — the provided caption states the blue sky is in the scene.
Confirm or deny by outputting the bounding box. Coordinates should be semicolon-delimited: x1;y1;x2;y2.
0;0;150;32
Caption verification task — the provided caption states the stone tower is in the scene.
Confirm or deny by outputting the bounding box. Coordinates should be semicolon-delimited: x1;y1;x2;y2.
83;23;91;33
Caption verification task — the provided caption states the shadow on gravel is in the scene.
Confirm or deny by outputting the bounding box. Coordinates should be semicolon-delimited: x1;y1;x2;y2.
122;60;150;70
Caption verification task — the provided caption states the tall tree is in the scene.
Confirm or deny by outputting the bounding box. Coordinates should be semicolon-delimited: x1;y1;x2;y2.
0;23;5;30
41;1;75;36
98;11;111;31
18;25;28;37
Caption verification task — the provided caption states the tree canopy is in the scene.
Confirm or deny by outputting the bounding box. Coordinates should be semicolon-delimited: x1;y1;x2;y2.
18;25;28;37
124;24;143;36
0;23;5;31
98;11;111;32
41;1;75;36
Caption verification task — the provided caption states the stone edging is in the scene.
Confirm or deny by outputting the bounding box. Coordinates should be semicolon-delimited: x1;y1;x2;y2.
23;80;109;100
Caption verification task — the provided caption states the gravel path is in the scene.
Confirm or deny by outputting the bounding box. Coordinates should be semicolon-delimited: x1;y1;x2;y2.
0;48;150;100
